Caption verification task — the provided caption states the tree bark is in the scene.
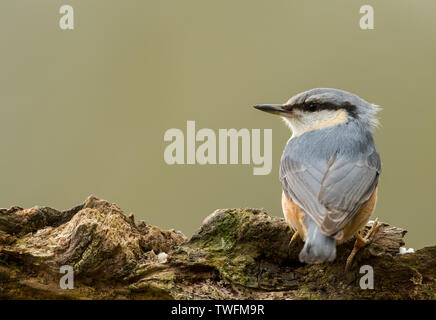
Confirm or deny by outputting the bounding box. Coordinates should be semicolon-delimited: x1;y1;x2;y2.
0;195;434;299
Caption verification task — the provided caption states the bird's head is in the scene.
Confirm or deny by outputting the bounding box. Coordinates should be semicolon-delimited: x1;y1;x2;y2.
254;88;380;137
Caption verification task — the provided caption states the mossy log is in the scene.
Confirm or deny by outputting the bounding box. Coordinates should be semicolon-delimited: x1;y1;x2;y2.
0;195;434;300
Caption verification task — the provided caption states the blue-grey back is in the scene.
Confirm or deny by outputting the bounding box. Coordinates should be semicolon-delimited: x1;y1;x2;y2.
282;119;378;166
279;119;381;237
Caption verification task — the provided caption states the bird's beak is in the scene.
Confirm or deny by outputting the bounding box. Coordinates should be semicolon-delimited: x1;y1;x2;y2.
253;104;288;116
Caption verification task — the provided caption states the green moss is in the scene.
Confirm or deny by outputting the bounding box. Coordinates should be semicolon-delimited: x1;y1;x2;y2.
181;210;263;287
128;281;174;299
73;234;103;273
194;210;239;252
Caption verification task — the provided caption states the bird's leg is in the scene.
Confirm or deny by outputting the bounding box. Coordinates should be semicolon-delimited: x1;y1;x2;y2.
359;218;379;245
288;231;300;249
345;219;379;271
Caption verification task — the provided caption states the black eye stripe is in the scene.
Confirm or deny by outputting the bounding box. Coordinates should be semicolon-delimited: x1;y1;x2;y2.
307;103;319;112
292;101;358;118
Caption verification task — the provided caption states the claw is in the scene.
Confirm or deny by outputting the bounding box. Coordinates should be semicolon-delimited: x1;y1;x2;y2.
365;218;379;241
288;231;299;249
345;219;380;271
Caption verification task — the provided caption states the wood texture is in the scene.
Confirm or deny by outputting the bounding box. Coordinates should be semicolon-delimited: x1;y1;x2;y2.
0;195;434;300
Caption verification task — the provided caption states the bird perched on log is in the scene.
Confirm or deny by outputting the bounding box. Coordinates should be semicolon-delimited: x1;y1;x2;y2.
254;88;381;270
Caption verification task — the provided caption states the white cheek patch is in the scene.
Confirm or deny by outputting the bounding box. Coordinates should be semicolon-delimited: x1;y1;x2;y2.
282;109;348;138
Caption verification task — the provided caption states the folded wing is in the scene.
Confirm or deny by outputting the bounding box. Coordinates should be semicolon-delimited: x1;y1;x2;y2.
280;148;381;238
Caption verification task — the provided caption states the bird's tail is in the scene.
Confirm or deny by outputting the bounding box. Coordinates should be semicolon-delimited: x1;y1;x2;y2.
299;212;336;264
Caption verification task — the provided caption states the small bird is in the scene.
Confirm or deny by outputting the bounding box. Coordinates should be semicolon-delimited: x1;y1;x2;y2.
254;88;381;269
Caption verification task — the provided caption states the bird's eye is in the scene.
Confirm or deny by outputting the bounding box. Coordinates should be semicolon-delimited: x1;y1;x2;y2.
308;103;318;112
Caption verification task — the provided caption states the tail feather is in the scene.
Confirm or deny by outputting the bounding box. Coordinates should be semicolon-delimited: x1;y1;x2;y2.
299;212;336;264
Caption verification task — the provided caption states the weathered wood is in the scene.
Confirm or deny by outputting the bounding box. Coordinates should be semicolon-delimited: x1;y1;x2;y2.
0;195;434;299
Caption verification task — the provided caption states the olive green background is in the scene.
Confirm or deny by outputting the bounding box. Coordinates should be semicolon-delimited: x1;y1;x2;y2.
0;1;434;248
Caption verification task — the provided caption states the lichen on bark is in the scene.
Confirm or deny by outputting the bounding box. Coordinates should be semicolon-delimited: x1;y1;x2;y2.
0;195;434;300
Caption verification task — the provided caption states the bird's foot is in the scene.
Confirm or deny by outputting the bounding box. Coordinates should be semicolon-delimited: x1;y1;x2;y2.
345;219;379;271
288;231;300;250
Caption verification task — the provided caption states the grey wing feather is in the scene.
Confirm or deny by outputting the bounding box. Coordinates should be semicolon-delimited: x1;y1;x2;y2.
280;158;328;221
280;148;381;237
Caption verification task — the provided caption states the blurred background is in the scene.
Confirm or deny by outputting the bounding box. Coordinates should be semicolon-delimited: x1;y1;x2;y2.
0;0;435;248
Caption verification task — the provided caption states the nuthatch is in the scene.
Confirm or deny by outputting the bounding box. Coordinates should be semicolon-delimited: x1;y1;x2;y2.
254;88;381;269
